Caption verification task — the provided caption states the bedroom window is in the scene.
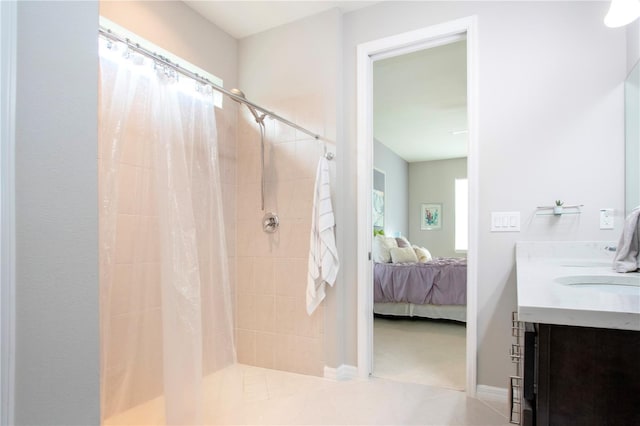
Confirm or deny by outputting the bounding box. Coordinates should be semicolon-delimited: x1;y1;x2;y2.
455;178;468;252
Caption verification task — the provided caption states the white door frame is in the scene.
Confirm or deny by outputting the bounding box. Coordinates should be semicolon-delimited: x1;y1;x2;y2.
1;0;17;423
356;16;479;396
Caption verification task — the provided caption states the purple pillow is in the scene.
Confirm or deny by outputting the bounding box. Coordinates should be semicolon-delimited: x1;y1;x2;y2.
395;237;410;248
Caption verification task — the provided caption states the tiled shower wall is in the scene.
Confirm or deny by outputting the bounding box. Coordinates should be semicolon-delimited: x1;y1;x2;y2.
235;96;327;376
100;102;238;417
99;103;163;417
211;107;238;375
100;0;240;387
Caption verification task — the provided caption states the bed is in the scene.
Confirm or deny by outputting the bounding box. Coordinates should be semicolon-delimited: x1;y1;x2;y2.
373;257;467;322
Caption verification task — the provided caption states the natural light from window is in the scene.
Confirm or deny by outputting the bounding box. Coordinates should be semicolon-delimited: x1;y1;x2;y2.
455;178;468;252
99;16;224;108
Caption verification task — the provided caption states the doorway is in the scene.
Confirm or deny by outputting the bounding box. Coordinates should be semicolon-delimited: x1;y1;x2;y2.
372;38;467;390
356;16;479;396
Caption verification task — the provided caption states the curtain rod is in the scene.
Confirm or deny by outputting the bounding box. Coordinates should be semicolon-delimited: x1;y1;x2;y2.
98;26;322;142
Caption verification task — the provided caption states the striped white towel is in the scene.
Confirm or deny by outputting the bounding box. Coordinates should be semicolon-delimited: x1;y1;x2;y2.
307;157;339;315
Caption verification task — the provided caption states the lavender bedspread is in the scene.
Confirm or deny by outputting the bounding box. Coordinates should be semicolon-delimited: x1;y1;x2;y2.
373;258;467;305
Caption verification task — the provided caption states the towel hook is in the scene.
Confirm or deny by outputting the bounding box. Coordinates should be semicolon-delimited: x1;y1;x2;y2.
322;141;334;161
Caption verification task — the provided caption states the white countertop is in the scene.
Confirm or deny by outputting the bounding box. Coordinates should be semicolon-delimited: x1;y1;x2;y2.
516;241;640;331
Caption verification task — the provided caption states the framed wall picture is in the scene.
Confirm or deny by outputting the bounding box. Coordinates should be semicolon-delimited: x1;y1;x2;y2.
420;203;442;230
373;168;385;230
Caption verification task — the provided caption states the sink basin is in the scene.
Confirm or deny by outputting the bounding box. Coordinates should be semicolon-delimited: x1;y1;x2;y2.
555;275;640;296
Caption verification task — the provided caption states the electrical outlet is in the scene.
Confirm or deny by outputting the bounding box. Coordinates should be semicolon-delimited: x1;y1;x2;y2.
600;208;614;230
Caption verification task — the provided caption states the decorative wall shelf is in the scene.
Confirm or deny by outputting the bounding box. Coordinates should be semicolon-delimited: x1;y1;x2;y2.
536;204;584;216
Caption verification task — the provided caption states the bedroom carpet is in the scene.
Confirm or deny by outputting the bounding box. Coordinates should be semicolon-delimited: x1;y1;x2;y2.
373;316;466;390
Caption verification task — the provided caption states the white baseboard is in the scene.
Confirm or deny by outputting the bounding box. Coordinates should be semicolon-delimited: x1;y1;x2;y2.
324;364;358;381
476;385;508;402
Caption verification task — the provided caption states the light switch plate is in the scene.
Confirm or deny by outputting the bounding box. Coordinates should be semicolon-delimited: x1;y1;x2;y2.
600;208;614;230
491;212;521;232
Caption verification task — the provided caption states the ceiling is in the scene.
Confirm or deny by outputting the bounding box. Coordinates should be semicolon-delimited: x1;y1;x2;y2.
182;1;467;163
374;40;468;163
183;1;378;39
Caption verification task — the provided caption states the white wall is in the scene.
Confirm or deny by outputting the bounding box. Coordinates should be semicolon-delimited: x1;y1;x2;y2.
14;2;100;424
409;158;467;257
341;1;626;387
0;2;16;424
374;139;408;237
627;19;640;73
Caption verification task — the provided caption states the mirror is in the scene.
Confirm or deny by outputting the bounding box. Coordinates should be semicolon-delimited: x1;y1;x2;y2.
625;60;640;216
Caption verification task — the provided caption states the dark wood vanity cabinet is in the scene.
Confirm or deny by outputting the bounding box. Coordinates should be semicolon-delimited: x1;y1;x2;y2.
521;323;640;426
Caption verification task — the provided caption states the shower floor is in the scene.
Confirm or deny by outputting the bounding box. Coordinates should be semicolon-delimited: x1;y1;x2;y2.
104;364;510;425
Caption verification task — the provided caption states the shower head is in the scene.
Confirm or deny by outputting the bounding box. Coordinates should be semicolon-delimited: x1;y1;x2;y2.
230;88;262;123
229;87;246;99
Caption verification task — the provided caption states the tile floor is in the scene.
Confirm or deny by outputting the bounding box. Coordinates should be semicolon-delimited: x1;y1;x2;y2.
105;364;511;425
373;316;466;390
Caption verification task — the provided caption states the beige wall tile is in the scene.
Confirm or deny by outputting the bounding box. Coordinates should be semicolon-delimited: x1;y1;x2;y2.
235;87;327;376
295;301;323;339
273;334;294;372
116;164;142;215
236;182;261;223
237;146;261;187
295;139;322;180
139;168;157;217
119;124;146;167
274;258;306;297
111;264;134;316
140;215;161;263
237;219;271;258
265;142;296;182
236;257;253;295
237;293;256;330
291;335;323;376
275;296;296;335
272;219;310;259
254;332;276;369
131;308;163;405
138;262;161;310
236;329;256;365
114;214;138;264
273;116;296;143
254;295;275;332
252;257;274;295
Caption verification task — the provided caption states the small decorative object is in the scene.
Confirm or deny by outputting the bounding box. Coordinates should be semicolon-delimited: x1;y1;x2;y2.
421;203;442;230
553;200;564;215
373;169;385;231
372;189;384;229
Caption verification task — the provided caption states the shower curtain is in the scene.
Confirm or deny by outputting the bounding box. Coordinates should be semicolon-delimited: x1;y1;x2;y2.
98;37;235;424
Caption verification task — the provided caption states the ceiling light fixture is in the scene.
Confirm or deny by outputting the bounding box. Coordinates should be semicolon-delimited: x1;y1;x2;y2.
451;130;468;135
604;0;640;28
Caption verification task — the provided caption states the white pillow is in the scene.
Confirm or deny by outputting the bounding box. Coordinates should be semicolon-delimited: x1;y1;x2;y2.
372;235;398;263
390;247;419;264
412;245;433;263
